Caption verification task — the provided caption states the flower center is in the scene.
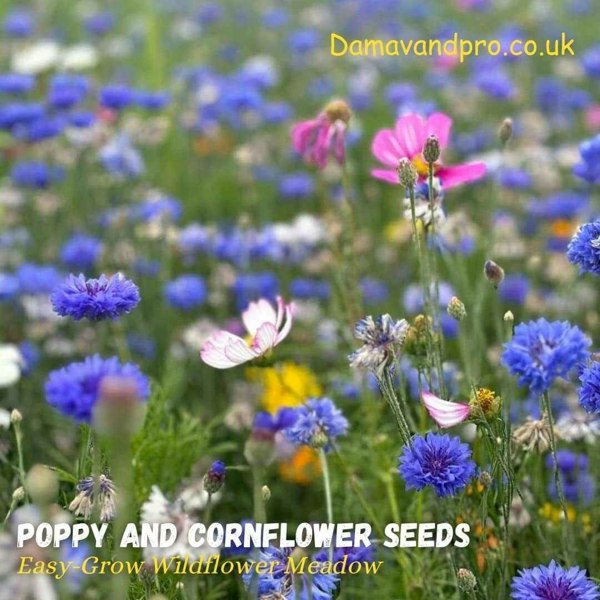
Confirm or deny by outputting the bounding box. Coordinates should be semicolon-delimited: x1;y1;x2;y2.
412;154;437;177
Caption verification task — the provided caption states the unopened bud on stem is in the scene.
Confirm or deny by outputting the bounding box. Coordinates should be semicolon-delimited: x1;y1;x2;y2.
397;158;418;188
499;118;513;144
484;259;505;288
423;134;441;164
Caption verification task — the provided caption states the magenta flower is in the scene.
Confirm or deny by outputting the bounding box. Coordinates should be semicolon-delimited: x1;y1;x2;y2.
422;391;471;428
200;297;294;369
291;100;351;169
371;112;486;188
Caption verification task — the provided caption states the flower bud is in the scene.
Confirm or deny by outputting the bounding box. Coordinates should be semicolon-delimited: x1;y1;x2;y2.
261;485;271;502
479;471;493;488
310;428;329;450
94;376;144;438
12;486;25;502
10;409;22;424
397;158;418;188
447;296;467;321
244;429;276;468
203;461;226;494
457;568;477;592
484;259;505;287
422;134;441;164
503;310;514;322
26;464;59;506
498;118;513;144
324;99;351;124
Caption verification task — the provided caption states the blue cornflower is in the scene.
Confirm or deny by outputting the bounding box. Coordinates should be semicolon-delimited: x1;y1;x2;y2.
243;546;338;600
3;8;35;37
48;74;89;109
582;43;600;78
398;432;476;497
164;275;207;310
279;173;315;199
573;134;600;184
51;274;140;321
10;160;64;188
0;272;19;301
60;234;103;270
16;263;62;294
0;73;35;94
233;272;279;310
0;102;44;130
45;355;150;422
501;319;591;395
99;133;145;179
203;460;226;494
545;450;595;504
498;274;530;305
128;196;182;223
579;361;600;413
511;560;599;600
567;220;600;275
99;84;134;110
284;397;348;451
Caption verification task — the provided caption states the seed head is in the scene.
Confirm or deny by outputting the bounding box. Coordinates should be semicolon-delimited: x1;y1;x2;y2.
397;158;418;188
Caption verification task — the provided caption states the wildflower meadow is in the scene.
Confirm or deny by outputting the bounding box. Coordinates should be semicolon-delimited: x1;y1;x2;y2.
2;0;600;598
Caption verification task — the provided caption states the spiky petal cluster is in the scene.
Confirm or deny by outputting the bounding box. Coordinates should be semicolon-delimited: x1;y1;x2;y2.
242;546;339;599
511;560;599;600
349;314;409;374
578;361;600;414
51;273;140;321
567;220;600;275
398;432;476;497
284;397;348;452
501;319;591;395
45;354;149;422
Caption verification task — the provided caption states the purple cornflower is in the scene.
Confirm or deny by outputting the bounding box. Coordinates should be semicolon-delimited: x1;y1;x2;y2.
501;319;591;395
45;355;149;422
163;275;207;310
398;432;476;497
579;361;600;413
284;397;348;451
60;234;103;270
511;560;599;600
51;274;140;321
242;546;338;599
567;220;600;275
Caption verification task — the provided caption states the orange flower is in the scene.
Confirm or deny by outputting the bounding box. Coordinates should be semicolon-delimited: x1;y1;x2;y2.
279;447;322;485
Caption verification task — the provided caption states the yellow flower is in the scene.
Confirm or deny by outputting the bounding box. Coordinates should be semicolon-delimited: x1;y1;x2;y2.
249;362;322;414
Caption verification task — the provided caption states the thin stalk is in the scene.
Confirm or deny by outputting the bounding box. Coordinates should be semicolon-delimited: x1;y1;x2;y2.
541;391;573;556
319;449;334;562
252;466;266;523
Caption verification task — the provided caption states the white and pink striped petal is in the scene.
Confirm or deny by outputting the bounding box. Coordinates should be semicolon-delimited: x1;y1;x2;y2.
422;391;471;428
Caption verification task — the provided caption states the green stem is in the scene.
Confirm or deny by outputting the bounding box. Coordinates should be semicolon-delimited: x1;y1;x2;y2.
319;450;334;562
252;466;266;523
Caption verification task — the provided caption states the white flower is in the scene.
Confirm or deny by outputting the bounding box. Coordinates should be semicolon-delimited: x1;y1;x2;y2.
11;41;60;75
0;345;24;388
59;44;99;70
200;297;294;369
0;409;10;430
141;486;219;562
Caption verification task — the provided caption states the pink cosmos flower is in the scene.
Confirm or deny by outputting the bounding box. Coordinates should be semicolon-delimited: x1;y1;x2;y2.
200;297;294;369
422;391;471;428
371;112;487;188
291;100;351;169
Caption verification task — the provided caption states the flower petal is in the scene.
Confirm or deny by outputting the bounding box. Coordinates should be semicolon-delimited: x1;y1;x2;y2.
371;129;408;167
371;168;400;184
242;299;277;336
275;302;294;345
425;112;453;148
252;322;278;354
394;113;426;157
438;162;487;188
200;331;249;369
422;391;471;428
